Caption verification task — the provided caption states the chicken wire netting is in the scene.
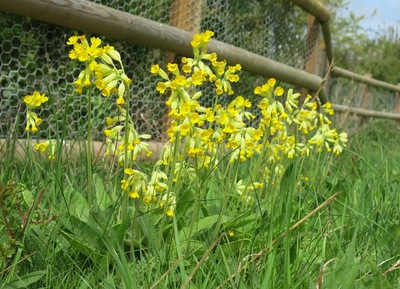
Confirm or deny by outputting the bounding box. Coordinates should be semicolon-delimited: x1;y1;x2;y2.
0;0;317;141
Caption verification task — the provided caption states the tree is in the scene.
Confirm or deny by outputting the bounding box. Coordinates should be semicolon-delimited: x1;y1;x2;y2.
326;0;400;83
363;26;400;83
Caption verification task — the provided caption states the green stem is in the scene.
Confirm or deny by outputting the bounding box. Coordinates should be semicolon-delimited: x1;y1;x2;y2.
185;156;199;255
211;155;240;240
26;127;40;177
157;131;181;248
173;213;187;283
121;85;131;221
87;88;93;208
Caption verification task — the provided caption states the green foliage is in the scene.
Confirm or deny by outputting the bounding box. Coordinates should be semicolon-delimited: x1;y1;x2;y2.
363;27;400;84
2;119;400;287
1;271;46;289
351;119;400;153
327;0;400;83
0;183;24;272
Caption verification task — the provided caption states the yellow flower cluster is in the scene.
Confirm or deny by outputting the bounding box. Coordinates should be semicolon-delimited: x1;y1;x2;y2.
254;82;348;160
152;30;241;97
146;31;348;205
67;31;347;217
151;33;347;164
120;164;175;216
67;35;130;99
103;111;152;166
67;35;152;167
34;140;57;160
23;91;48;132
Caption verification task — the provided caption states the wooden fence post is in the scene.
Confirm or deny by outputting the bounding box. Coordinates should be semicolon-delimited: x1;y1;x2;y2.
162;0;203;139
319;40;331;96
302;13;323;102
394;83;400;114
358;73;371;126
302;0;333;103
305;14;321;76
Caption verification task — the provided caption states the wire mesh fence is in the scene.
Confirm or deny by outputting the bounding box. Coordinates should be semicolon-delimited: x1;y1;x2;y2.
330;77;397;129
0;0;394;141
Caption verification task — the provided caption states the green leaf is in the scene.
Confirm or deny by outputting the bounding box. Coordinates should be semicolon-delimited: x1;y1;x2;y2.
93;173;111;211
111;218;132;245
66;186;89;221
179;215;227;241
180;239;206;258
1;270;46;289
60;215;104;261
218;239;252;255
137;213;157;248
18;183;35;207
225;212;258;230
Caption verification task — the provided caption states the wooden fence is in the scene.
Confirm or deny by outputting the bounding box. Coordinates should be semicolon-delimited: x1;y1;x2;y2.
293;0;400;120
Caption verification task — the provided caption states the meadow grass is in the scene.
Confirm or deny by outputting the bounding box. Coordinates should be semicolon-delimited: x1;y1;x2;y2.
1;32;399;289
2;119;399;289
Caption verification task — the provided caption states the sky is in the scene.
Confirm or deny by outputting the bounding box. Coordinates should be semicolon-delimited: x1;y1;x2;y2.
345;0;400;32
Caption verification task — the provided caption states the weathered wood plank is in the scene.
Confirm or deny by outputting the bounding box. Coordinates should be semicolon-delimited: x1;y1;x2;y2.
289;0;331;23
333;104;400;120
333;67;400;93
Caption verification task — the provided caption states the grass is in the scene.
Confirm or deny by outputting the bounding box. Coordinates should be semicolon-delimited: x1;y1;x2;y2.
1;119;399;288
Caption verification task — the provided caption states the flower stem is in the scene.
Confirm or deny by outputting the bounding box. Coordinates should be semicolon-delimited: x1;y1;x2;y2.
87;88;93;208
121;85;131;221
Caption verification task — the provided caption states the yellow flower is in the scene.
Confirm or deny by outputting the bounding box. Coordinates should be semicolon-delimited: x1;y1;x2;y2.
25;110;43;132
151;64;169;80
189;112;201;124
182;64;192;73
105;117;115;126
204;109;215;123
166;209;174;217
180;102;192;116
23;91;48;109
160;192;176;217
322;102;334;115
274;86;284;96
175;75;187;87
167;63;179;74
34;143;48;153
190;30;214;48
66;35;78;45
116;96;125;105
191;71;206;86
268;78;276;87
180;123;191;136
150;64;160;74
223;123;237;134
124;168;134;175
129;191;140;199
227;74;240;82
67;35;103;62
156;82;167;93
258;99;269;110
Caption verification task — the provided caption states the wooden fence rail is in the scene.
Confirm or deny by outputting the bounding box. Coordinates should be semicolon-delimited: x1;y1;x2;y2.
332;67;400;93
0;0;328;103
333;104;400;120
